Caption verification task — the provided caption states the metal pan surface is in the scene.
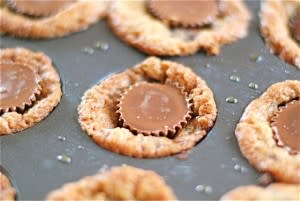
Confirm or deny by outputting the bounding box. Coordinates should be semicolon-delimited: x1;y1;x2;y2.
1;1;299;200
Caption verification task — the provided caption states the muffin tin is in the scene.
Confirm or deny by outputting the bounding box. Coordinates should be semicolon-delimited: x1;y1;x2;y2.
1;1;299;200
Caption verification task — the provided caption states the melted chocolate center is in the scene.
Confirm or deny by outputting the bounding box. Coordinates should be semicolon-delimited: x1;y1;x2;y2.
147;0;218;27
118;83;189;135
271;100;300;153
0;63;39;112
7;0;74;17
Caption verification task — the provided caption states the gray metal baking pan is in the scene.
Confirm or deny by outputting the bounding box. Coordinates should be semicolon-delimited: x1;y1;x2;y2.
1;1;299;200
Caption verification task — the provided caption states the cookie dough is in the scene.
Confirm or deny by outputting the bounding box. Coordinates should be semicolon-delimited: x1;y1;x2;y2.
235;80;300;183
0;0;107;39
0;48;62;134
260;0;300;69
46;165;177;200
0;171;15;201
220;183;300;200
108;0;251;56
78;57;217;158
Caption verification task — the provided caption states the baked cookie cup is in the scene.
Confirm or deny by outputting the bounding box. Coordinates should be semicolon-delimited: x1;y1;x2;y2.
78;57;217;158
260;0;300;69
220;183;300;200
108;0;251;56
0;170;16;201
235;80;300;183
0;48;62;135
0;0;107;39
46;165;177;200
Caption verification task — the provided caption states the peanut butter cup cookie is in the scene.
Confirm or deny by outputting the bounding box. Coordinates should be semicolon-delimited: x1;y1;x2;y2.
0;48;62;134
0;0;107;39
0;171;16;201
108;0;250;56
260;0;300;69
46;165;177;200
78;57;217;158
235;80;300;183
221;183;300;200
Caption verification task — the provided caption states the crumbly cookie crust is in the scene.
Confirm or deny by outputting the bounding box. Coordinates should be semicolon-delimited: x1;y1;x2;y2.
108;0;250;56
235;80;300;183
0;171;15;201
0;48;62;135
220;183;300;200
78;57;217;158
260;0;300;69
0;0;107;39
46;165;177;200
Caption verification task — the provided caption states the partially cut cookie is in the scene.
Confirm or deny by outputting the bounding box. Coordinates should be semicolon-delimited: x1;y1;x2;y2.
0;48;62;135
78;57;217;158
0;171;16;201
108;0;251;56
260;0;300;69
235;80;300;183
220;183;300;200
46;165;177;200
0;0;107;38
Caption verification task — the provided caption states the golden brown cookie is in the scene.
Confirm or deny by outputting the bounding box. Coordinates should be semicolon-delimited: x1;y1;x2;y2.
0;171;16;201
220;183;300;200
0;48;62;135
46;165;177;200
108;0;251;56
0;0;107;39
235;80;300;183
260;0;300;69
78;57;217;158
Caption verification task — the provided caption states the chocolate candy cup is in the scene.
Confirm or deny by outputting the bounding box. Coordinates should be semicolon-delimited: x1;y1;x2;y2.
0;62;41;113
147;0;219;27
117;82;192;137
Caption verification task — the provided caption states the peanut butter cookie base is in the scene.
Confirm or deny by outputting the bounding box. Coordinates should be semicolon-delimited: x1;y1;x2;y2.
0;48;62;135
0;171;15;201
235;80;300;183
78;57;217;158
108;0;250;56
260;0;300;69
221;183;300;200
0;0;107;39
46;165;177;200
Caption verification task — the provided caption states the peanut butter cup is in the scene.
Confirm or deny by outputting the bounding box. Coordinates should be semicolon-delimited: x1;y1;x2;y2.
0;62;41;113
271;100;300;154
147;0;218;27
117;82;192;137
6;0;74;17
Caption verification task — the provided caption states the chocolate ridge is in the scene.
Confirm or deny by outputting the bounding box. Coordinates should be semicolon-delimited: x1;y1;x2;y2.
0;62;41;113
116;82;193;138
270;100;300;155
6;0;74;17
